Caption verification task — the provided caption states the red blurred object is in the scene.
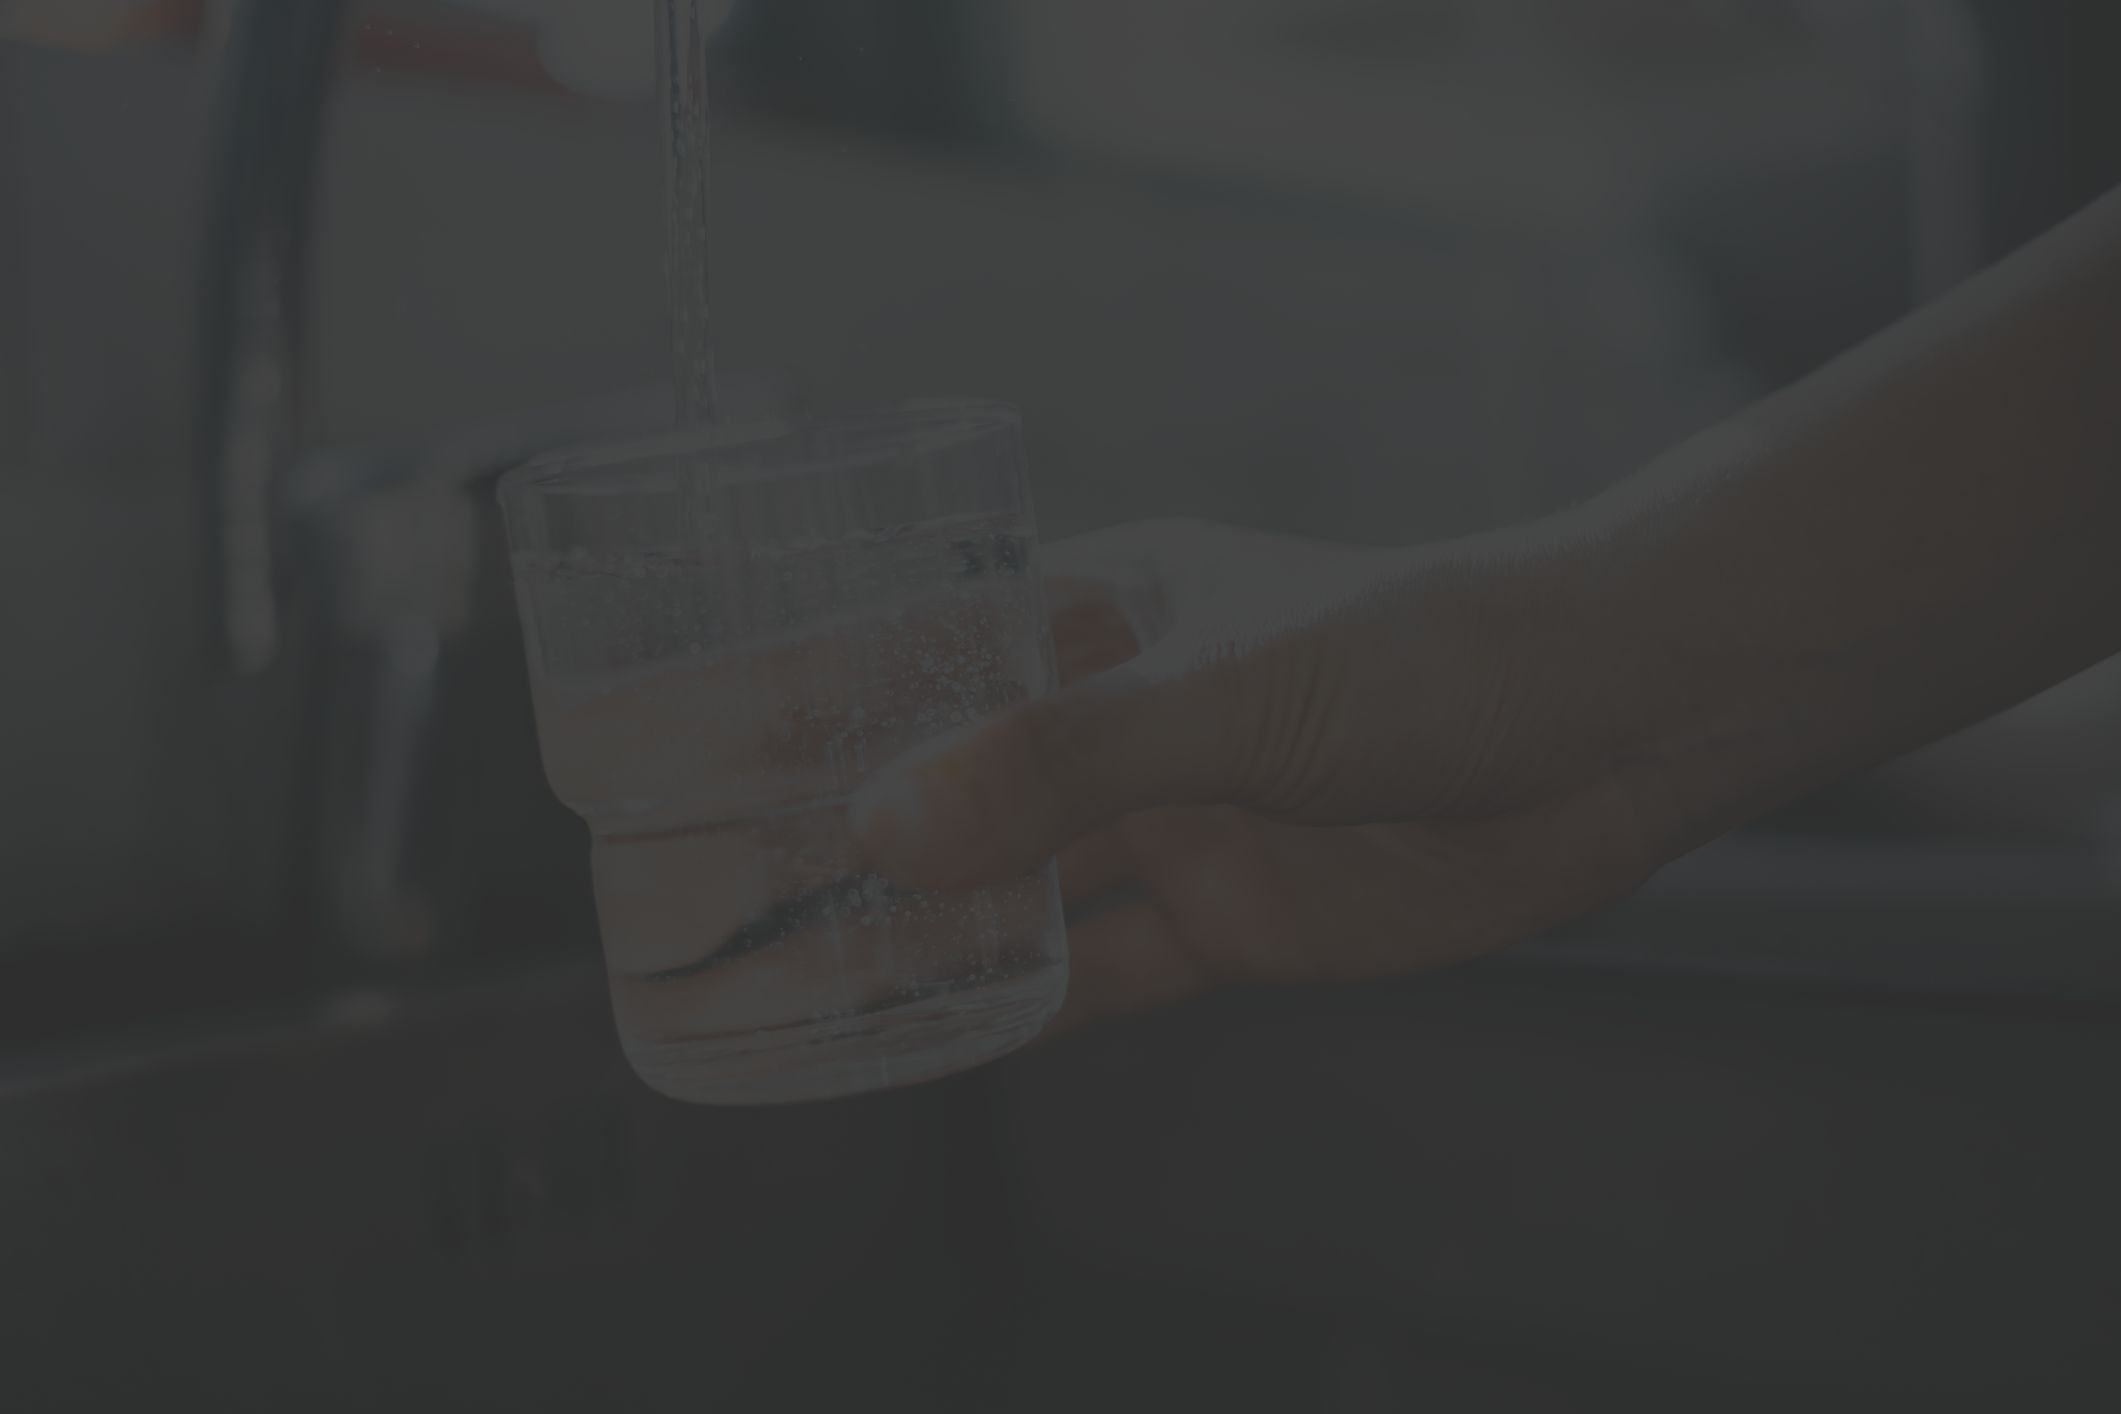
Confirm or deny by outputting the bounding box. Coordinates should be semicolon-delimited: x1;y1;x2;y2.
347;8;569;95
0;1;569;96
0;0;205;49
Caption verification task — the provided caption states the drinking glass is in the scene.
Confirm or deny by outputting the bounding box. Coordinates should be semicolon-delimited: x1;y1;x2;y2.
499;400;1068;1104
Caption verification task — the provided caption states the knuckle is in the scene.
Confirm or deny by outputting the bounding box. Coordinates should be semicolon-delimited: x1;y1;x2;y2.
1017;693;1099;794
1230;636;1342;818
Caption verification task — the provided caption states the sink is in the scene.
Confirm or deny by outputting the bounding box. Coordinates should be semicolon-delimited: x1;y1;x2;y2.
990;961;2121;1405
0;962;1006;1409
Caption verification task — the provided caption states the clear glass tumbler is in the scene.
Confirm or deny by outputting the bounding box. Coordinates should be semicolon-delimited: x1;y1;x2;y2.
499;401;1069;1105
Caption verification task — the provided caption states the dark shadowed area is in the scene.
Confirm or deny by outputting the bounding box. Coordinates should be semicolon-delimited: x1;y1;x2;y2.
3;2;2119;1409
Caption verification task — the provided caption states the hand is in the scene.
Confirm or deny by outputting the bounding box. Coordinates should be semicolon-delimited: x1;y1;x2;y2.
851;518;1666;1039
874;182;2121;1042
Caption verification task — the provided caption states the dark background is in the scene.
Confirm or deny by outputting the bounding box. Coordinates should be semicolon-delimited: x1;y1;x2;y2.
2;2;2118;1408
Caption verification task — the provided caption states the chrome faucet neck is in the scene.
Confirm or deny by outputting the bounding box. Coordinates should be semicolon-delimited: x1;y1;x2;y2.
195;0;347;674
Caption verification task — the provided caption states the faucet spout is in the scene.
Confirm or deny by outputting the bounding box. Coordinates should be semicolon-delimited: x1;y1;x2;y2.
195;0;346;674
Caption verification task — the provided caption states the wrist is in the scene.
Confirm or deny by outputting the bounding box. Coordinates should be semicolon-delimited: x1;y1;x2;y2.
1506;504;1780;870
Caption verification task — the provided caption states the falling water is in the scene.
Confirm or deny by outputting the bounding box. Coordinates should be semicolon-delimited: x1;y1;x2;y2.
657;0;722;428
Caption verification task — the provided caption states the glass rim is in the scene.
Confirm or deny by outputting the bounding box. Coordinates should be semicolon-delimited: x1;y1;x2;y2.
497;397;1023;503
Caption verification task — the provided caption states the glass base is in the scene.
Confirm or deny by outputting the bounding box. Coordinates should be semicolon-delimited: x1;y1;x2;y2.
618;965;1066;1106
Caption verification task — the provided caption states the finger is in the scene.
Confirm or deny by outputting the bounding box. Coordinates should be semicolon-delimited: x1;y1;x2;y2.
1035;899;1206;1044
848;650;1243;890
1057;829;1138;904
1049;586;1144;685
1038;522;1169;590
1039;521;1181;644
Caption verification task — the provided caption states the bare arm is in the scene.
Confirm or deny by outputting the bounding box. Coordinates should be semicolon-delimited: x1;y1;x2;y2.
852;186;2121;1032
1560;184;2121;860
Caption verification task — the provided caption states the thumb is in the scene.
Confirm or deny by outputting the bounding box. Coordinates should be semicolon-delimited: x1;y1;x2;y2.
848;654;1236;889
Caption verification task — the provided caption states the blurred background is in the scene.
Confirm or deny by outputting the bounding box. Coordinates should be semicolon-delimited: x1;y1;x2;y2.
3;1;2119;1407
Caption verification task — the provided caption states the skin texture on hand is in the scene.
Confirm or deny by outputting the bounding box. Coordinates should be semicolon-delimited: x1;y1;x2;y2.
852;183;2121;1041
852;521;1663;1039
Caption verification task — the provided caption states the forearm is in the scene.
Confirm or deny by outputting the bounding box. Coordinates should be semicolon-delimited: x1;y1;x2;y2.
1567;186;2121;859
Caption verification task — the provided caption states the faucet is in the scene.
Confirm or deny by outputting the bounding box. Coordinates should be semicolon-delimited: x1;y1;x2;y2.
190;0;677;968
196;0;346;679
